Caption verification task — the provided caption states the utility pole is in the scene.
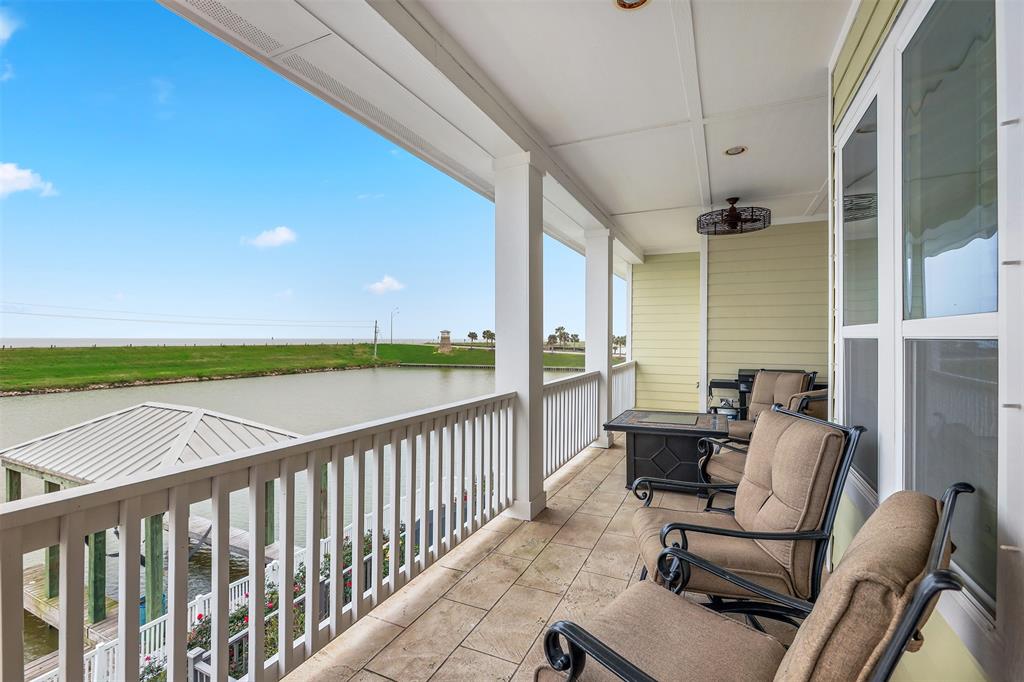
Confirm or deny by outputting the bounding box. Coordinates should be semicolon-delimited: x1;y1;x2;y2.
373;320;379;358
390;307;399;345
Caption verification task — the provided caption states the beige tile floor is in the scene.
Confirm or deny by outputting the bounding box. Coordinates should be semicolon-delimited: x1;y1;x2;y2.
285;435;696;682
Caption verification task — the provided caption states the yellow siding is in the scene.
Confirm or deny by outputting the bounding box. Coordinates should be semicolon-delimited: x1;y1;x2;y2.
833;498;988;681
631;253;700;410
832;0;905;125
707;222;829;383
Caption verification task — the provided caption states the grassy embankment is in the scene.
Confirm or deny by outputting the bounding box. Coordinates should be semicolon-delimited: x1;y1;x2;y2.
0;343;587;394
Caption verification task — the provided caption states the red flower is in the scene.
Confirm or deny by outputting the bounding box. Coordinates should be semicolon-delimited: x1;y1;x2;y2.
267;601;274;609
243;616;249;624
196;613;203;621
145;655;151;662
244;592;249;598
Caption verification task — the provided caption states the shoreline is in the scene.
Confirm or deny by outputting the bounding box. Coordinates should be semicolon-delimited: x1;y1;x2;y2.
0;363;585;397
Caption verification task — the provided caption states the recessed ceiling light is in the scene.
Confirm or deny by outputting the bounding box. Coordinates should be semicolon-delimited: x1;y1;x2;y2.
724;145;748;156
615;0;650;10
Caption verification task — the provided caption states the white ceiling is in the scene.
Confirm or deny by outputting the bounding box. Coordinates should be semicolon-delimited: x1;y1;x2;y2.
158;0;851;261
421;0;851;253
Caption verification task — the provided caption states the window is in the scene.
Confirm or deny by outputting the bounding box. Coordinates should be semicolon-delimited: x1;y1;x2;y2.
844;339;878;490
902;0;998;320
842;101;878;326
906;339;998;608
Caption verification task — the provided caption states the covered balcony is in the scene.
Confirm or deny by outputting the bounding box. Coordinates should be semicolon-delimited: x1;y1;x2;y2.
1;0;1021;681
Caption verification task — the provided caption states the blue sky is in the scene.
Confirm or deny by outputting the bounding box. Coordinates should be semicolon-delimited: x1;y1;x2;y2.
0;1;625;341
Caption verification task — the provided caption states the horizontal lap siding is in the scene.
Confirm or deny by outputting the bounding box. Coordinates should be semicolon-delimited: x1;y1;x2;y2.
832;0;905;125
707;222;829;383
632;253;700;411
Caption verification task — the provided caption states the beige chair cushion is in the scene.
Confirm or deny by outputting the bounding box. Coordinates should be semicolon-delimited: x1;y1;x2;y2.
734;409;845;599
787;389;829;420
704;448;746;485
748;370;813;420
633;507;796;599
728;419;755;439
535;580;785;682
774;491;940;682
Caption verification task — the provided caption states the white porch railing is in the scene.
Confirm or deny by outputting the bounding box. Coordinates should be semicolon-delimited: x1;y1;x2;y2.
611;360;637;418
541;371;600;478
1;392;514;682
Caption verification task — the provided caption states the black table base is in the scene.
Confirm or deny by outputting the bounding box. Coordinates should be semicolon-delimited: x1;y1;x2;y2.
624;431;706;488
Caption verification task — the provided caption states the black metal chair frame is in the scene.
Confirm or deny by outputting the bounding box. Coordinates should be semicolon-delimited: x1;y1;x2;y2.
631;405;864;602
542;482;974;682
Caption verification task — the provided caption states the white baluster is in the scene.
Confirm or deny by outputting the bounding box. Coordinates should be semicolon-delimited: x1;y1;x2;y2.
388;429;401;594
278;456;296;675
403;424;417;583
211;476;230;682
329;441;348;637
248;465;267;682
0;527;25;682
59;515;85;681
305;449;323;657
118;497;142;682
167;485;189;681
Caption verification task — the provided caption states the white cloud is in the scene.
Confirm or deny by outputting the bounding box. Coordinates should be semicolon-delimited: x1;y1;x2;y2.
0;61;14;82
366;275;405;295
243;226;297;248
113;292;126;302
0;163;58;199
0;10;18;46
274;288;294;301
152;77;174;105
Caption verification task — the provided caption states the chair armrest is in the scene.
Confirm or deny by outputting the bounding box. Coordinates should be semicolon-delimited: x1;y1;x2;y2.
631;477;737;507
656;546;813;616
544;620;656;682
659;522;828;547
702;439;749;455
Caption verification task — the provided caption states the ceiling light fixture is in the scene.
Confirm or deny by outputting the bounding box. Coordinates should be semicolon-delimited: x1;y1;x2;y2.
724;145;747;156
697;197;771;236
615;0;650;10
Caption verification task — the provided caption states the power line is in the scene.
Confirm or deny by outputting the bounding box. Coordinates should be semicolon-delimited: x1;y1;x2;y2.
0;301;373;326
1;310;374;329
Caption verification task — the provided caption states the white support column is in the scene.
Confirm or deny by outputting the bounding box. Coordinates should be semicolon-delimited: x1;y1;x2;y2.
585;230;614;448
495;152;546;520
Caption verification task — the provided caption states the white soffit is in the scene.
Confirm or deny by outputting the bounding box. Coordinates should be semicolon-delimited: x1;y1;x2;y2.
416;0;850;254
413;0;690;146
691;0;850;117
704;99;830;203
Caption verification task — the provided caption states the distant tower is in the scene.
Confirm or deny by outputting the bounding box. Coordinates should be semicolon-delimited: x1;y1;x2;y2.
438;330;453;354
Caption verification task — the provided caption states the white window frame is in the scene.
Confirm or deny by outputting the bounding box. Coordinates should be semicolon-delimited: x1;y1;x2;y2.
834;76;885;513
829;0;1023;676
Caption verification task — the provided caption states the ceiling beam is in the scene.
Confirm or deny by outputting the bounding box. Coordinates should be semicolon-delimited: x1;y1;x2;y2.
366;0;645;264
669;0;712;209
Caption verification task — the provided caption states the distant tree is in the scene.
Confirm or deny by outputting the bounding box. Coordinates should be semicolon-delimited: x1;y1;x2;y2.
569;333;580;347
467;331;479;343
554;326;569;346
613;335;627;355
546;334;558;348
482;329;495;346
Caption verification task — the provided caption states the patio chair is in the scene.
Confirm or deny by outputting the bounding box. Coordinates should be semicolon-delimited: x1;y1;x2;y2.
537;483;974;682
631;406;862;602
699;387;831;486
709;369;816;441
787;389;828;420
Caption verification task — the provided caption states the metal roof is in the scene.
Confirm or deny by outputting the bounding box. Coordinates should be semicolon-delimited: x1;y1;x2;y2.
0;402;298;485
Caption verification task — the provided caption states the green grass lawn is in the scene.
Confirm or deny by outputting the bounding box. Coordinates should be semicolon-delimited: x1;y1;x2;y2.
0;343;587;393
